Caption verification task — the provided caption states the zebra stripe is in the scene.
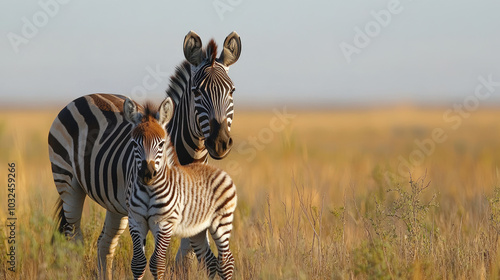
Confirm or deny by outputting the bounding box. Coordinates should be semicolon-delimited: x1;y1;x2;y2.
125;99;236;280
49;31;241;279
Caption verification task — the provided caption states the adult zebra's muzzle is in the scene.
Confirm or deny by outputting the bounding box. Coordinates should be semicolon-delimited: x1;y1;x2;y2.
139;160;157;185
205;118;233;160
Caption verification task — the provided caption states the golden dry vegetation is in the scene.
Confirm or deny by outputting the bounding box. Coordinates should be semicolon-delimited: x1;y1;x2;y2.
1;106;500;279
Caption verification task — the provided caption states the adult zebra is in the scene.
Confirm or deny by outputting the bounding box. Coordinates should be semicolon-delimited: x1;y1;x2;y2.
48;31;241;279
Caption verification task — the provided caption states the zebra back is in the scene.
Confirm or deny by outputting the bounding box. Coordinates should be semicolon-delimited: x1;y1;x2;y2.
49;94;137;215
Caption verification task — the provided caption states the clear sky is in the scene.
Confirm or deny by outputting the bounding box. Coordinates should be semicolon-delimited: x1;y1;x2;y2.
1;0;500;108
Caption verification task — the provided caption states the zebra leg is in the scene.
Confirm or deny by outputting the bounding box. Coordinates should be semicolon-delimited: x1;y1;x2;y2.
189;231;217;278
97;210;128;280
55;176;86;242
128;215;148;280
175;238;196;265
149;221;173;280
210;214;235;280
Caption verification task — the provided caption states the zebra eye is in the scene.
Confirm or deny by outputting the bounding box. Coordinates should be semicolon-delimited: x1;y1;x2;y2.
158;141;165;149
193;88;202;98
230;88;236;95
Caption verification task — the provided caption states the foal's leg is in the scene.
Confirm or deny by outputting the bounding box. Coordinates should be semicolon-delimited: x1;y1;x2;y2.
128;215;148;280
149;221;173;280
210;213;235;280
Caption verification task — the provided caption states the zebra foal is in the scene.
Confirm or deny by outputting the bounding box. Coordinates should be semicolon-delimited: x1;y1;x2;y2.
124;97;237;280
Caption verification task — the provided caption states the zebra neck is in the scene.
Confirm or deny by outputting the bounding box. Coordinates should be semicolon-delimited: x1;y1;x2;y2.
167;81;208;165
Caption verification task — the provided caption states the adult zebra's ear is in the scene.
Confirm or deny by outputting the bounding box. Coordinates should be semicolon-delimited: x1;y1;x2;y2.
123;97;142;125
183;30;203;66
158;97;174;127
219;31;241;67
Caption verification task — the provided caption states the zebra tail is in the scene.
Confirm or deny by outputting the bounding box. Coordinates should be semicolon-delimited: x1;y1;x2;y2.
51;197;67;244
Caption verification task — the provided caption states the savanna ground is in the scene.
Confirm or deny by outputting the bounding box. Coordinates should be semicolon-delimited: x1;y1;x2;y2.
1;105;500;279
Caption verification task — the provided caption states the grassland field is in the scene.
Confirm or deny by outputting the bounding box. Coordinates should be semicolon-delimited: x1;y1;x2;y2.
1;106;500;279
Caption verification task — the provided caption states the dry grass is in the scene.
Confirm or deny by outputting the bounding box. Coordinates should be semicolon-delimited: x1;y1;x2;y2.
1;106;500;279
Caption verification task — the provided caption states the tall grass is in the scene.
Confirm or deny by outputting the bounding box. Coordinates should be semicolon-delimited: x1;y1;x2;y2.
1;107;500;279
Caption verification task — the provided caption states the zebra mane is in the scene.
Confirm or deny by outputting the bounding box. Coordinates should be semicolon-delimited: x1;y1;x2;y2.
131;101;162;139
206;39;217;67
165;39;218;106
165;61;190;107
142;101;158;119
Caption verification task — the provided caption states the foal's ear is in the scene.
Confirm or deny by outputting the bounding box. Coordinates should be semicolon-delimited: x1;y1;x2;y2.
158;97;174;127
219;31;241;67
183;30;204;66
123;97;142;125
